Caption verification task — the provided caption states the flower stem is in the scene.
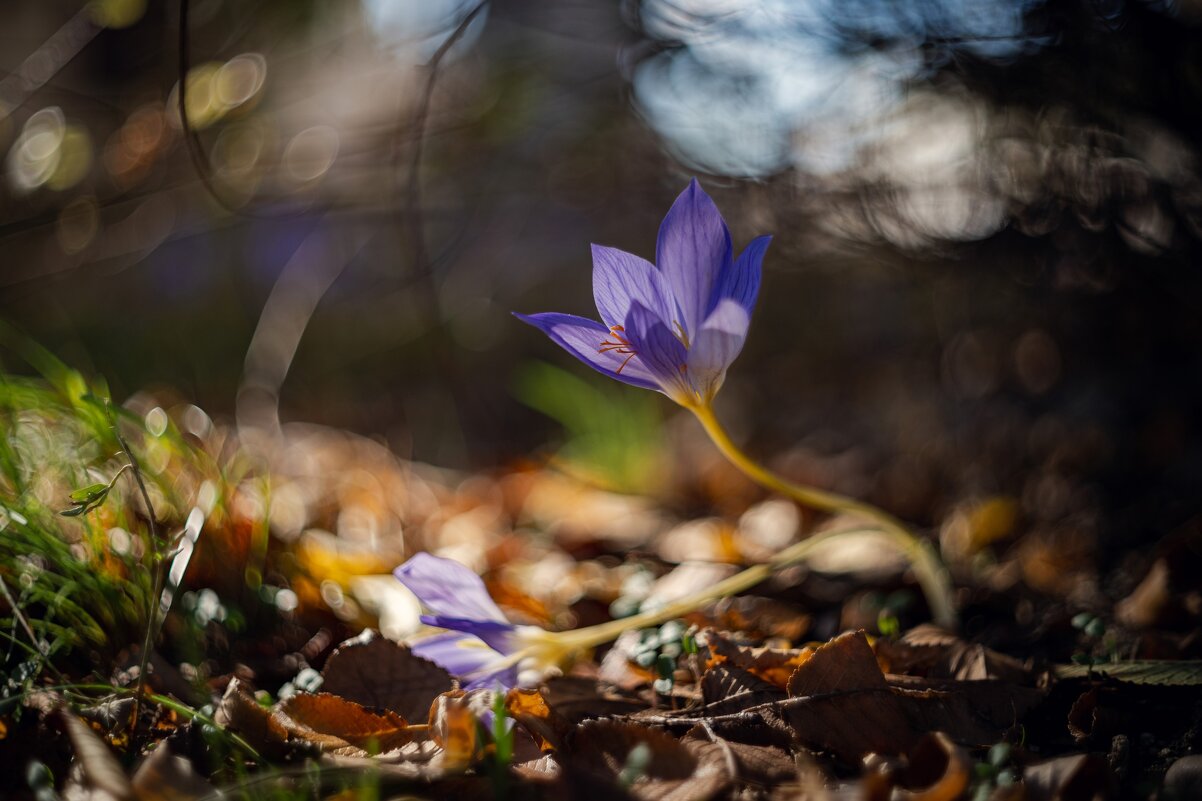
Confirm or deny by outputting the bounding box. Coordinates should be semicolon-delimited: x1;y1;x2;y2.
108;403;166;735
473;527;883;682
556;526;877;653
687;402;957;630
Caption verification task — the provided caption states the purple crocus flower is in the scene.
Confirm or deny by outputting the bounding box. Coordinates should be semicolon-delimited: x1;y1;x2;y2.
515;179;771;407
394;552;524;689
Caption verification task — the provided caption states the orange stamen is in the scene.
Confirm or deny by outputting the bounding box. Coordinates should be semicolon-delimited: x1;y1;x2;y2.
598;325;638;374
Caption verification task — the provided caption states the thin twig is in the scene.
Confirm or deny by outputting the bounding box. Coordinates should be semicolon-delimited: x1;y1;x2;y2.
388;1;492;449
107;403;164;736
395;0;489;281
634;686;904;729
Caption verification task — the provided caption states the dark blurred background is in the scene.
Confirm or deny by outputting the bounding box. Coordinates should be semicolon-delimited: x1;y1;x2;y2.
2;0;1202;568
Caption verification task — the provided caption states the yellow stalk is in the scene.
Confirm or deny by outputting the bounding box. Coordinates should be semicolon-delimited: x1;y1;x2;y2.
553;525;878;653
686;402;957;630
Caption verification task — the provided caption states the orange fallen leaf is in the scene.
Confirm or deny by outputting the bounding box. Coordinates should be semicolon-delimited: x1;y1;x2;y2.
275;692;414;754
429;691;481;770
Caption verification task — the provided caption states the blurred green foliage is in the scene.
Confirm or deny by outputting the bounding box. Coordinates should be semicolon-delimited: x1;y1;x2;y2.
512;360;665;495
0;323;222;694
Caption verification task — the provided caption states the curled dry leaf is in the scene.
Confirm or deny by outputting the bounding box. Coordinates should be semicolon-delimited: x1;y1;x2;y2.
319;629;455;721
1116;529;1202;631
1067;687;1116;746
425;687;548;769
213;678;291;758
273;692;415;755
1116;559;1172;629
322;741;445;785
428;690;482;771
891;732;971;801
59;710;134;801
786;629;888;696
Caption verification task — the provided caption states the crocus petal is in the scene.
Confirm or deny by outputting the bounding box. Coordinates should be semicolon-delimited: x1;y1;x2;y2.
410;631;518;690
513;312;660;390
624;303;694;403
688;299;751;401
420;614;518;655
591;245;678;331
412;631;500;676
462;665;519;691
655;179;733;338
394;553;507;623
710;235;770;315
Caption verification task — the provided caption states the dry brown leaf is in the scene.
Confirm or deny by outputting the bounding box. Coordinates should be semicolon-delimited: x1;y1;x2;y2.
940;642;1032;683
319;629;455;721
512;753;562;782
629;630;1032;765
886;674;1044;733
1116;527;1202;631
274;692;414;754
130;743;217;801
1162;755;1202;800
1055;660;1202;685
542;675;647;723
1022;753;1115;801
59;710;134;801
787;630;889;696
428;690;482;771
213;678;291;757
776;631;919;759
705;629;815;689
77;697;135;734
487;574;553;626
566;719;730;801
322;739;444;782
1116;559;1172;629
507;687;571;752
892;732;971;801
1065;687;1126;747
682;725;795;786
677;631;1027;762
877;624;1033;683
637;631;1039;764
699;664;786;714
